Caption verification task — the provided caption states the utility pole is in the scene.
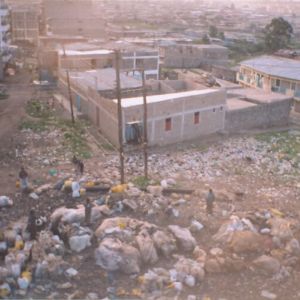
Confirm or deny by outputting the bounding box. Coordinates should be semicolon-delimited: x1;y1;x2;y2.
115;50;125;184
142;70;148;179
62;44;75;124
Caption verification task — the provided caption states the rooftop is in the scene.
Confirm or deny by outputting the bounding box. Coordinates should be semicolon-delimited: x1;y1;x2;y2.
228;88;293;104
226;98;257;111
114;89;219;108
240;55;300;81
69;68;142;91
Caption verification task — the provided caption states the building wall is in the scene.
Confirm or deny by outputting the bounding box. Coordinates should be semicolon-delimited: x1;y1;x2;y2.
225;99;292;132
123;89;226;146
58;72;119;146
163;45;228;69
11;9;39;44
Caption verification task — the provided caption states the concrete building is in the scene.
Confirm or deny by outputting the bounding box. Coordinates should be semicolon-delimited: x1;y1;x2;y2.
237;56;300;99
118;89;226;146
42;0;105;38
161;44;228;69
102;41;160;80
10;5;39;45
0;0;11;64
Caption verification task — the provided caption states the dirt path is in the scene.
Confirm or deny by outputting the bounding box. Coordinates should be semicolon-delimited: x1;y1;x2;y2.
0;71;33;145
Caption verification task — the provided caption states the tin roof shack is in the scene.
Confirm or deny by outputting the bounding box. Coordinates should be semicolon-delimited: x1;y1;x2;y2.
225;88;293;133
161;44;228;70
116;89;226;146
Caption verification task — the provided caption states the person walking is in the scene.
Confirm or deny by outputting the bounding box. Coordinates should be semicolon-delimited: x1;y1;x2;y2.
84;198;92;226
19;167;29;191
205;187;215;215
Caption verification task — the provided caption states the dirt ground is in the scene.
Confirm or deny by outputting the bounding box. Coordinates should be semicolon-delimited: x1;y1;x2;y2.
1;71;300;300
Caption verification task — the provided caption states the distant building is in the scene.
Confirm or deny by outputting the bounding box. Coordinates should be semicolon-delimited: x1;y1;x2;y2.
0;0;11;67
237;55;300;98
161;44;228;69
10;5;39;45
42;0;105;38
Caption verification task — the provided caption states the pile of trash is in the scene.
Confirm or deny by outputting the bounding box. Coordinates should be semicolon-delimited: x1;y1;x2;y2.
94;217;198;275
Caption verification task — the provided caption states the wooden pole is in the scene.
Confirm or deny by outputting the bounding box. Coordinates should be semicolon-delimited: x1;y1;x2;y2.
115;50;125;184
62;44;75;124
142;70;148;179
66;70;75;124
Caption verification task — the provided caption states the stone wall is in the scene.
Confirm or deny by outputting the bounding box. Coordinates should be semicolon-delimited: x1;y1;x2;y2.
225;99;292;132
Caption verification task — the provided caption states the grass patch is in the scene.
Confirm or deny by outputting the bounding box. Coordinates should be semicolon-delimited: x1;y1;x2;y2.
57;119;91;159
132;176;151;189
255;131;300;163
22;100;92;159
19;119;48;132
101;143;115;151
26;99;53;119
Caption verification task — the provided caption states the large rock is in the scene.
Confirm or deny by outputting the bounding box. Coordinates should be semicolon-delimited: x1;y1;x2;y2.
95;238;141;274
136;230;158;265
253;255;281;275
152;230;177;257
168;225;196;252
229;231;265;253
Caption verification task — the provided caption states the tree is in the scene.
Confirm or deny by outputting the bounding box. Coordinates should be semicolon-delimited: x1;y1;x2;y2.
219;31;225;40
264;17;293;51
202;34;210;44
209;25;218;38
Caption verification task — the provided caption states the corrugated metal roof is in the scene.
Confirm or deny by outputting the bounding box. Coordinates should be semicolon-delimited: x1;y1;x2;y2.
240;55;300;81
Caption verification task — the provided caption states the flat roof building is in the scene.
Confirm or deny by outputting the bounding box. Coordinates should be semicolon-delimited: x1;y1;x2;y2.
237;55;300;99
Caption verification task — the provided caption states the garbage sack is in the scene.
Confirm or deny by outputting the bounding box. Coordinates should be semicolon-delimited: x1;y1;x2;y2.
168;225;196;252
267;217;293;241
50;207;85;224
253;255;281;275
69;234;91;253
0;196;13;208
72;182;81;198
174;256;205;283
0;267;9;282
136;230;158;265
0;283;11;298
95;238;141;274
96;217;125;239
152;230;177;257
229;231;265;253
213;216;255;244
111;184;128;193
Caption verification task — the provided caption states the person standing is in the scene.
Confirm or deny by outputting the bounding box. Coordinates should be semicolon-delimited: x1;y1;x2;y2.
26;209;37;240
19;167;29;191
84;198;92;226
206;187;215;215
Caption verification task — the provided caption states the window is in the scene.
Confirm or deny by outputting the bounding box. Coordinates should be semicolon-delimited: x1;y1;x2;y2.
276;79;281;87
194;112;200;124
291;82;296;91
165;118;172;131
